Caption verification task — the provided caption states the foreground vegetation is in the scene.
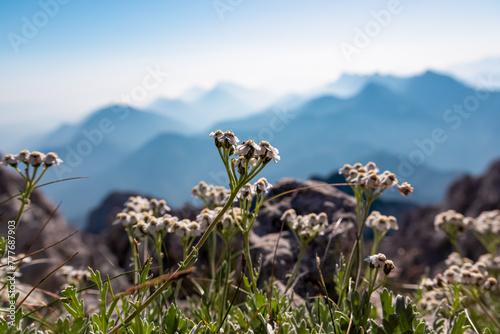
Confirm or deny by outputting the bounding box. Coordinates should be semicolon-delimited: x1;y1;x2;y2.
0;131;499;333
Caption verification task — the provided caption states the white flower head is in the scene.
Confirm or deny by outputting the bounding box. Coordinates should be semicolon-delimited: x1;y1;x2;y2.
234;155;257;174
175;219;193;237
146;216;166;233
210;130;239;149
434;210;468;234
254;177;272;194
472;210;500;235
258;141;280;163
43;152;63;166
364;253;387;268
286;211;328;241
364;161;380;174
1;154;18;167
362;172;380;190
398;182;413;196
192;181;210;198
188;221;202;237
17;149;30;164
237;183;256;201
235;140;262;158
366;211;398;232
196;208;214;229
379;171;398;187
339;164;353;177
113;212;132;227
28;151;45;167
132;220;149;238
281;209;297;223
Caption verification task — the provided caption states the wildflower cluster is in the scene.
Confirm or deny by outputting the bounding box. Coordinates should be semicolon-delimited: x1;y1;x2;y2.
168;219;202;238
471;210;500;234
58;265;91;287
434;210;470;235
478;253;500;270
281;209;329;290
113;196;176;238
281;209;329;243
434;209;500;255
236;177;273;202
210;130;279;192
443;261;497;289
419;252;498;313
366;211;399;255
196;207;241;231
339;161;413;196
0;150;63;168
366;211;398;232
192;181;230;207
1;150;64;228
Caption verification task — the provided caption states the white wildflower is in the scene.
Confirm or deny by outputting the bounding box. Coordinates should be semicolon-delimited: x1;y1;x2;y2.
17;149;30;163
254;177;272;194
258;141;280;163
237;183;256;201
379;171;398;186
235;140;262;158
210;130;239;148
1;154;18;167
398;182;413;196
339;164;353;177
364;253;387;268
366;211;398;232
43;152;63;166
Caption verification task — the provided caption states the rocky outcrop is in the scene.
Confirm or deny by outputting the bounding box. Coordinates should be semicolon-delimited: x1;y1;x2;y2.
0;167;127;292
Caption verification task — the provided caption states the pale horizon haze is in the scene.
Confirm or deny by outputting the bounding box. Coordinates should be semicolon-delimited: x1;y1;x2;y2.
1;0;499;128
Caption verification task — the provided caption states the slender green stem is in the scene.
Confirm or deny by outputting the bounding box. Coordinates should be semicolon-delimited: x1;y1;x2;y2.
370;231;383;256
174;240;189;303
472;291;500;330
339;191;374;304
219;242;232;325
286;245;307;291
244;230;256;291
126;229;139;285
448;237;463;257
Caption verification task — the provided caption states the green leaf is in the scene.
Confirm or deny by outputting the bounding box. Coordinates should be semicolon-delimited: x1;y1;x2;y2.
382;314;400;334
380;288;395;320
450;311;470;334
0;237;6;258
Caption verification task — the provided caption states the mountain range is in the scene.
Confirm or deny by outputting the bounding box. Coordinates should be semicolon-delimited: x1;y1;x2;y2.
148;82;278;132
8;70;500;228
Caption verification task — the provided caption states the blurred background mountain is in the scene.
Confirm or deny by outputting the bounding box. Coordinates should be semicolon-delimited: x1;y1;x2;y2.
1;67;499;228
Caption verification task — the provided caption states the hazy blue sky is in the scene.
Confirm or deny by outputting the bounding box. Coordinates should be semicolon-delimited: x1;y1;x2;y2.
1;0;499;125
